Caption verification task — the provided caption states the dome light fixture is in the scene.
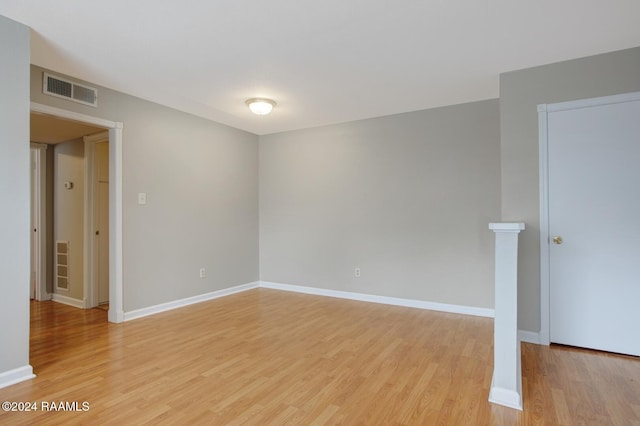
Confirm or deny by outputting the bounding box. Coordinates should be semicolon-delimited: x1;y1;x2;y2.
246;98;276;115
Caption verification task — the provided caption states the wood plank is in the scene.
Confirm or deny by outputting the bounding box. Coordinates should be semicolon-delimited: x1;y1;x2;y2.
0;288;638;424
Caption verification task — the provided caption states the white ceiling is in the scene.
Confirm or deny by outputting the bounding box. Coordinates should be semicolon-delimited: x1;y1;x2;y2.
2;1;640;135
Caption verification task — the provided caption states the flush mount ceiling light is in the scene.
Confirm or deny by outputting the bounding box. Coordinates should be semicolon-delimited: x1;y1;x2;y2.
246;98;276;115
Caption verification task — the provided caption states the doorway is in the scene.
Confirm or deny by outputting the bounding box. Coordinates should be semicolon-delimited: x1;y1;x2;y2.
30;102;124;323
30;114;105;308
539;91;640;356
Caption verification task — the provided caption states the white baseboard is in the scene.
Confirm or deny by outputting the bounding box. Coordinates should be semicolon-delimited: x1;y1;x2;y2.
259;281;495;318
489;383;523;411
52;293;85;309
108;309;124;323
119;280;495;323
124;282;260;321
0;365;36;389
36;293;52;302
519;330;542;344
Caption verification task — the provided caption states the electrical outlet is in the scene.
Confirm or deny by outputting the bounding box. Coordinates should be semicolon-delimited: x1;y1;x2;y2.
355;267;361;278
199;268;206;278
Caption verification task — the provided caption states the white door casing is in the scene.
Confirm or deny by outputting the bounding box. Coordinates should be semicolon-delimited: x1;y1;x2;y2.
32;102;124;323
539;92;640;356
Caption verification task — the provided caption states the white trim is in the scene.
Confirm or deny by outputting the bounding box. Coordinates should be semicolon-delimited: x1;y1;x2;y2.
0;365;35;389
52;293;85;309
30;102;124;324
488;222;525;232
83;131;109;309
124;282;260;321
259;281;495;318
488;223;524;410
488;381;523;411
84;132;110;144
519;330;542;345
543;91;640;113
121;280;494;323
538;103;551;346
538;91;640;347
30;143;50;301
30;102;119;129
108;127;124;323
30;142;48;150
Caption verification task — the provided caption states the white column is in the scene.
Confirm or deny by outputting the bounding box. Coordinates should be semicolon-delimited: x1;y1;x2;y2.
488;222;525;410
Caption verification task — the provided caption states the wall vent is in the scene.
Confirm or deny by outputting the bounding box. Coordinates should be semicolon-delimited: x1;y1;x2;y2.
43;73;98;107
56;240;69;291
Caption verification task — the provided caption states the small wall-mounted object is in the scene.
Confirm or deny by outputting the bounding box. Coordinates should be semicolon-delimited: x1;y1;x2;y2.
56;240;69;291
43;72;98;107
63;181;74;190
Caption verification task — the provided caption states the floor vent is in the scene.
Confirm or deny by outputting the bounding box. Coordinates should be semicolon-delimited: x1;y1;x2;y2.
43;73;98;107
56;241;69;291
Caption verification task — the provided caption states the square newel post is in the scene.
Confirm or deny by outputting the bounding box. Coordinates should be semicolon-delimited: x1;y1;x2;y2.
488;222;525;410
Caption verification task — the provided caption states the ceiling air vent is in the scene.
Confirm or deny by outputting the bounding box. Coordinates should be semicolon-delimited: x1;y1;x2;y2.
43;73;98;107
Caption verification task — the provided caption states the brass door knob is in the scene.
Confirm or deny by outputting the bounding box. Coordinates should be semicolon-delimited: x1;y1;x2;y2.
552;236;563;244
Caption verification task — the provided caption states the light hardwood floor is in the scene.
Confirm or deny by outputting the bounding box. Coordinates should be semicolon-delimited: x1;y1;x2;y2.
1;289;638;425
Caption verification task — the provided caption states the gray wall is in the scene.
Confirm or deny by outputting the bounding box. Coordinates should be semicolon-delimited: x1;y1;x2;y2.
260;100;501;308
0;16;30;376
31;65;260;312
3;25;635;392
53;139;85;301
500;46;640;332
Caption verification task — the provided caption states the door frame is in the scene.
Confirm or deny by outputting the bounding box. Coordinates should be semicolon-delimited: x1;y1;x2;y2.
30;142;49;301
84;131;109;308
31;102;125;323
538;90;640;346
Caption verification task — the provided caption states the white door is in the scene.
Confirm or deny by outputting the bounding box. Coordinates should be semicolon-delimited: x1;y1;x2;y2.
95;141;110;305
548;95;640;356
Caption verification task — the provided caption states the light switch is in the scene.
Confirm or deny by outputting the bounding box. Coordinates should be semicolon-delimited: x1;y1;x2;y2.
138;192;147;205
